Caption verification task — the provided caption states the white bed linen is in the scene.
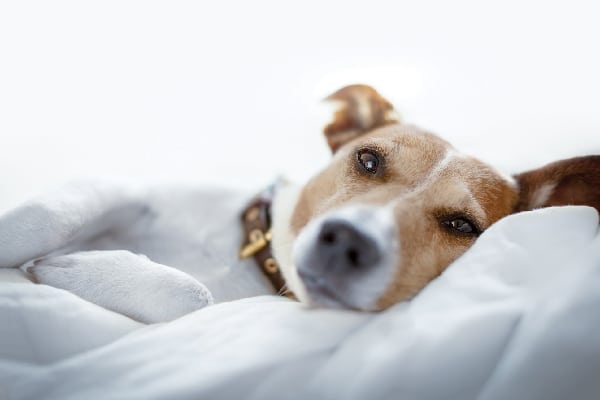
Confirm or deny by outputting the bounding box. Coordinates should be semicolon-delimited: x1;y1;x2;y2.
1;206;599;400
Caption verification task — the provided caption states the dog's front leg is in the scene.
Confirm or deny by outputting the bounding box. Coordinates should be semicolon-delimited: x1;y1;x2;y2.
28;250;213;323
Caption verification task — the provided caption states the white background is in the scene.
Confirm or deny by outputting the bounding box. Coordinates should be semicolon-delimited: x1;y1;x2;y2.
1;0;600;212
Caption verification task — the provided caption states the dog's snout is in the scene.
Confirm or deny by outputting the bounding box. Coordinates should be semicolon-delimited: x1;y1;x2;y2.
317;221;381;270
292;206;397;309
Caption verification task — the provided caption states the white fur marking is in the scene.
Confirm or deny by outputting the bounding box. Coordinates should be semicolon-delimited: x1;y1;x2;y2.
413;149;458;194
271;184;306;299
290;205;397;310
531;182;557;209
356;95;373;129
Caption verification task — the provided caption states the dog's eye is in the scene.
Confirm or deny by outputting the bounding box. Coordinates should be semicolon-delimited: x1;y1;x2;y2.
442;217;480;235
357;149;380;174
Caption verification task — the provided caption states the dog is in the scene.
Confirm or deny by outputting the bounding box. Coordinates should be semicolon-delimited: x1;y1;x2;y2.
2;84;599;323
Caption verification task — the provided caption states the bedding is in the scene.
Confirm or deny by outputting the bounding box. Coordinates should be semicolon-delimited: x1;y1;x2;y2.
0;186;599;400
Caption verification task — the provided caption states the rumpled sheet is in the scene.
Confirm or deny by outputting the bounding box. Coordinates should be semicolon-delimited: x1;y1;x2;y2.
1;203;599;400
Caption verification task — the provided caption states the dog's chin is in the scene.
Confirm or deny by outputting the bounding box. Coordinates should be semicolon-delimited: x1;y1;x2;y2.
303;285;356;310
297;273;370;311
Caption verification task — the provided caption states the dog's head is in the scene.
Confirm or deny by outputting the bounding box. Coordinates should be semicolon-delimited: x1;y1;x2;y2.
274;84;600;311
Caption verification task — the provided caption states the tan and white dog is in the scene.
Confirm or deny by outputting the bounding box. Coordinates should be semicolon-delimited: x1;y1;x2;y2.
2;84;599;322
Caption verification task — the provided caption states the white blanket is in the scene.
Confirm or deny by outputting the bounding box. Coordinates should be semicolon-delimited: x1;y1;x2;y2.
1;190;599;399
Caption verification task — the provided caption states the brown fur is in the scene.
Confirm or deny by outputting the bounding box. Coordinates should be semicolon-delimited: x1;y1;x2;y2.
324;84;399;153
515;155;600;214
291;84;600;310
292;122;518;309
375;157;518;309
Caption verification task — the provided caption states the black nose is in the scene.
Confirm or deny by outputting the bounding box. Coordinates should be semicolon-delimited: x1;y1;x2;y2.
317;220;381;271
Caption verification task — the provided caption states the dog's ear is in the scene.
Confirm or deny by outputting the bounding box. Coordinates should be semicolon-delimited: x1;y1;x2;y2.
323;84;400;153
514;155;600;215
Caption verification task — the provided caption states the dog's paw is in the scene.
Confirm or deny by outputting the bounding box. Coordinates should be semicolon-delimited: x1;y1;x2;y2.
28;250;214;323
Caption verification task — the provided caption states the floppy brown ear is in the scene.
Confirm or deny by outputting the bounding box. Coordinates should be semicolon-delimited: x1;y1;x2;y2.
323;84;400;153
514;155;600;215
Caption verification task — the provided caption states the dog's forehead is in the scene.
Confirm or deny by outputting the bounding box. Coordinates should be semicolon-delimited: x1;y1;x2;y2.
361;123;452;153
353;123;518;224
362;124;513;184
293;122;517;233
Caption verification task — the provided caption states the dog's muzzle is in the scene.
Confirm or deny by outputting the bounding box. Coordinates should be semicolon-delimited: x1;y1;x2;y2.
292;206;397;310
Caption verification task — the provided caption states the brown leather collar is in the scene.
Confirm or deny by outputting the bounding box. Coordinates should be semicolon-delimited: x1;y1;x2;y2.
239;183;294;298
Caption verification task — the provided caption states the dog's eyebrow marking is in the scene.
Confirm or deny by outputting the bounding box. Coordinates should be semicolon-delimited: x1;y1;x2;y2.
411;149;459;195
455;181;486;223
382;149;486;223
383;149;458;211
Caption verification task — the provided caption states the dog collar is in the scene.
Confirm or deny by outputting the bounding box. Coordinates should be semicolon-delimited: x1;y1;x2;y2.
239;181;294;298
